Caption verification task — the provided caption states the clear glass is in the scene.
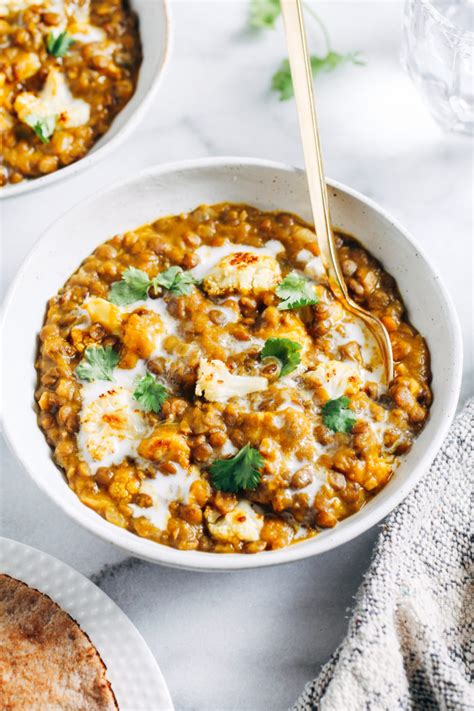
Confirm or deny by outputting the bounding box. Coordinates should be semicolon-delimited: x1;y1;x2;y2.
401;0;474;135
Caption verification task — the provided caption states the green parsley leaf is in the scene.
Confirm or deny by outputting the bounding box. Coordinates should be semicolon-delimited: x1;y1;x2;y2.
109;266;197;306
153;266;198;296
133;373;168;413
271;51;365;101
276;271;318;310
271;59;294;101
210;443;264;493
46;30;75;58
322;396;356;433
75;346;119;382
312;50;365;74
260;337;302;377
108;267;152;306
25;115;56;143
249;0;281;28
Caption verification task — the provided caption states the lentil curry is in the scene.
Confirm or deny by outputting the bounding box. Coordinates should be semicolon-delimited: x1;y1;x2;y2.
0;0;141;186
36;203;432;553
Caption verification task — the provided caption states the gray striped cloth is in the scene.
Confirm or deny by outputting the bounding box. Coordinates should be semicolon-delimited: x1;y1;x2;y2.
294;399;473;711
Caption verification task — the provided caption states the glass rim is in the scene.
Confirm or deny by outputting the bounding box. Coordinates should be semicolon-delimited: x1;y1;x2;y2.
417;0;474;40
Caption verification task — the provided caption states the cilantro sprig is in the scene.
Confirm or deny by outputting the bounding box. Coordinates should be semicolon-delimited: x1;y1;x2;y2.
46;31;75;58
25;115;56;144
272;52;365;101
210;443;264;493
249;0;281;28
76;346;119;382
276;271;318;310
108;267;151;305
261;337;302;377
133;373;168;413
248;0;364;101
322;396;356;433
109;266;198;306
154;266;198;296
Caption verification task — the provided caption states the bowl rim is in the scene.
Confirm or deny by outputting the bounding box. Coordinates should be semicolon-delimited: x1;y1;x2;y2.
0;156;463;570
0;0;172;200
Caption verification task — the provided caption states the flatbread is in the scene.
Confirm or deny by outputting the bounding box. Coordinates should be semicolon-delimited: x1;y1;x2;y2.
0;574;118;710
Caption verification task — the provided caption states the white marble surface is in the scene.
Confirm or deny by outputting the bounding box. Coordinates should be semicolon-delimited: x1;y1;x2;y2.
1;2;472;710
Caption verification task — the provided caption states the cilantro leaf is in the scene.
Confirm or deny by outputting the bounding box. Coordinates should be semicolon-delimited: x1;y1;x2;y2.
25;115;56;143
261;337;302;377
276;271;318;310
76;346;119;382
249;0;281;28
108;267;152;306
46;30;75;58
271;59;294;101
271;51;365;101
153;266;198;296
109;266;197;305
210;443;264;492
133;373;168;413
312;50;365;74
322;396;356;433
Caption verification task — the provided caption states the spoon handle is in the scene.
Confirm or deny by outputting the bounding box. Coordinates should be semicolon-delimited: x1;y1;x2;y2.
280;0;345;301
281;0;393;384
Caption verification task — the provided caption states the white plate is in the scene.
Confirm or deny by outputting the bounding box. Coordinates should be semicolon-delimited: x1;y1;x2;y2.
0;537;174;711
1;0;171;199
0;158;463;570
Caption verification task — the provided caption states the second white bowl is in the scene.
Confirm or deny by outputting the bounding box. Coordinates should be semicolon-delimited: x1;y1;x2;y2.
1;0;171;199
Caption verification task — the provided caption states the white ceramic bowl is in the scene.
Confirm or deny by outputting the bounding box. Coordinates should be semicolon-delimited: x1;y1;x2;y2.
0;0;170;199
0;158;462;570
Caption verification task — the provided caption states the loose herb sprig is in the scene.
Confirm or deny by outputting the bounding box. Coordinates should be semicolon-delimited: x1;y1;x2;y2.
109;266;198;306
261;337;302;377
272;51;365;101
249;0;281;28
210;443;264;492
249;0;365;100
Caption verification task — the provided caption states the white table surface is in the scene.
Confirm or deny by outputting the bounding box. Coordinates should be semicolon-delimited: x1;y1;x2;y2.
1;2;472;710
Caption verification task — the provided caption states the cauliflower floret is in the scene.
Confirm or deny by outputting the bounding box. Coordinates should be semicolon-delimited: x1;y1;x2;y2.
304;255;326;282
138;425;191;467
78;386;148;467
122;309;165;359
304;360;362;401
196;358;268;403
14;68;90;130
84;297;122;335
68;1;107;43
83;301;166;358
205;501;264;542
203;252;281;297
12;50;41;81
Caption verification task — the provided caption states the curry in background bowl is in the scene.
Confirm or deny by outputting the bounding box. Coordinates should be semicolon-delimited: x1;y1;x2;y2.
0;0;141;187
35;202;432;554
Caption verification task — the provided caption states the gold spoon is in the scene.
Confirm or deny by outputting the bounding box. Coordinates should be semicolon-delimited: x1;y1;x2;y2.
280;0;394;384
